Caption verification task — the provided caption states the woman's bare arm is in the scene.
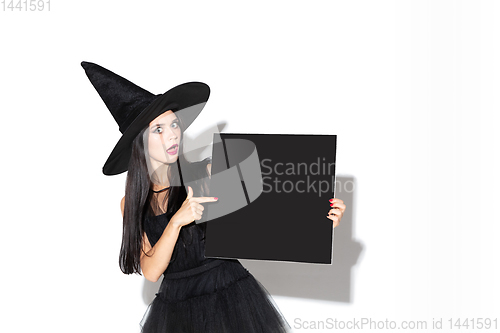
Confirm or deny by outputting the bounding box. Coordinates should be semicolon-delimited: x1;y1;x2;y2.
121;196;182;283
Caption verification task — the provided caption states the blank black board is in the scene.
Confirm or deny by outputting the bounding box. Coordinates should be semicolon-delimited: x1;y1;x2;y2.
204;133;337;264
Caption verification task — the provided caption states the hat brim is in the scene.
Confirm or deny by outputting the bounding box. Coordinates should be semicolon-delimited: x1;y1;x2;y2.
103;82;210;175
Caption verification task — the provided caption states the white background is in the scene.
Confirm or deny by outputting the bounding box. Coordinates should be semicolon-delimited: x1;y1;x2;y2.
1;1;499;332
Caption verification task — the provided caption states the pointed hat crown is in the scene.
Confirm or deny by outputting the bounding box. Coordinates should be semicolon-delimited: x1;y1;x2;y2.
81;61;159;133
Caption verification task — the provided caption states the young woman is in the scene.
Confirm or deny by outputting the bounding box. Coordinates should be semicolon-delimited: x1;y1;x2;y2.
81;61;346;332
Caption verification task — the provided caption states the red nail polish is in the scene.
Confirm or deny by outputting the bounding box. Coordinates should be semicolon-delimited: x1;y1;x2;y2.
214;197;218;200
329;199;333;202
330;203;334;207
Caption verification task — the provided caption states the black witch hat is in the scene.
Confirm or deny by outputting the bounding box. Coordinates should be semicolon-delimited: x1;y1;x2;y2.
81;61;210;176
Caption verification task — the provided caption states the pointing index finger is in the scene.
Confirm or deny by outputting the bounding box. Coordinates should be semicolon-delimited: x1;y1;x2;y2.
191;196;219;203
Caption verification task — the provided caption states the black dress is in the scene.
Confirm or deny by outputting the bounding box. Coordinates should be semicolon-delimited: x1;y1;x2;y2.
139;163;291;332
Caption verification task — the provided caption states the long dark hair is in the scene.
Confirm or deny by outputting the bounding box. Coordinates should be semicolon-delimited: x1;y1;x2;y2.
118;114;209;275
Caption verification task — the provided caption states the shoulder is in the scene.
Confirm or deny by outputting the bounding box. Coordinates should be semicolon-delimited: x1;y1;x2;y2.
203;156;212;176
206;162;212;176
194;156;212;175
120;196;125;217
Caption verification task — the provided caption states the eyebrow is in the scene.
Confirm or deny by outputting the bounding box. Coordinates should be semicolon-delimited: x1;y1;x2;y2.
151;119;179;128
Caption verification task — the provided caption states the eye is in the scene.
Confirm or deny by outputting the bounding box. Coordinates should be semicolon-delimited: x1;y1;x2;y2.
171;120;179;129
153;126;163;134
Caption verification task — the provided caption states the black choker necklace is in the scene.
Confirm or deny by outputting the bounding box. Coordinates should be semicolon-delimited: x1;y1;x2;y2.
151;186;171;193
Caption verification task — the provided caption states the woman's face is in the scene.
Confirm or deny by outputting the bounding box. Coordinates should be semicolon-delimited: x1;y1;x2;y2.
147;110;182;169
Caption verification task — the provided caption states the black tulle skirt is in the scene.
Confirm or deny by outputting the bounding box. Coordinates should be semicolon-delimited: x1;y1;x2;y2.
140;259;291;333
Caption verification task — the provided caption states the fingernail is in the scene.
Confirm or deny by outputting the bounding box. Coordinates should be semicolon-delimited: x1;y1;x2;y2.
214;197;218;200
330;203;334;207
329;199;333;202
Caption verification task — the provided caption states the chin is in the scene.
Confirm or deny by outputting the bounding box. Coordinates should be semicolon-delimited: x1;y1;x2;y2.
166;155;179;164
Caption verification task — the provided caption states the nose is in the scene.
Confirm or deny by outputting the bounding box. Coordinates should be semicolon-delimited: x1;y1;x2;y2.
166;126;178;141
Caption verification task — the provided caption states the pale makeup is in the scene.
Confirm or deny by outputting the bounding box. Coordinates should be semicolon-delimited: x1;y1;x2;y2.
147;110;181;186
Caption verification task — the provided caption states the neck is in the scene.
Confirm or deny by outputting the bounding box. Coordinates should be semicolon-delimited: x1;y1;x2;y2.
151;184;170;192
149;161;171;190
